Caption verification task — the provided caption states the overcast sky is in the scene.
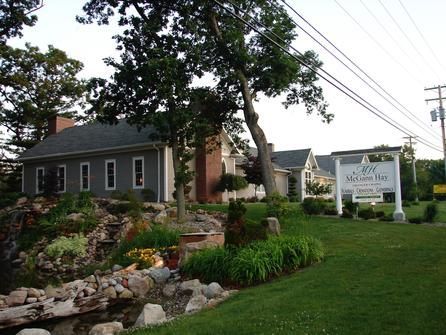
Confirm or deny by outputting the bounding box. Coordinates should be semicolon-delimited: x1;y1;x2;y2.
8;0;446;159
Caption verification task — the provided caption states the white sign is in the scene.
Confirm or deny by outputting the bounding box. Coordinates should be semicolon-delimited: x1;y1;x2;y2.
352;193;384;203
340;162;395;195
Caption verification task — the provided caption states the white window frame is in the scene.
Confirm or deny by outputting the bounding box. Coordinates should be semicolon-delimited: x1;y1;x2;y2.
221;159;227;175
35;167;45;194
132;156;145;189
80;162;90;191
105;159;116;190
57;164;66;193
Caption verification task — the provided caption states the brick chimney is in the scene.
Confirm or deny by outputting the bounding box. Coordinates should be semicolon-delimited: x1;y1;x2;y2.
195;136;223;203
48;116;75;135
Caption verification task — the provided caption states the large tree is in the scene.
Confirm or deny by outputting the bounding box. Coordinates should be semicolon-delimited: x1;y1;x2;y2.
0;0;43;44
85;11;241;220
79;0;330;198
0;43;86;155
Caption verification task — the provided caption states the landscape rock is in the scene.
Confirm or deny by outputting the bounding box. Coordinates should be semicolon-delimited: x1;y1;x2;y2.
16;197;28;206
102;286;117;299
179;279;202;296
264;217;280;236
134;303;167;327
67;213;85;222
162;283;177;297
88;322;123;335
84;275;97;283
118;288;133;299
26;297;38;304
27;288;41;298
16;329;51;335
147;267;171;284
6;290;28;306
154;210;168;224
83;287;96;296
203;282;224;299
185;294;207;314
111;264;123;272
182;240;220;263
143;202;166;211
128;275;153;297
114;284;125;294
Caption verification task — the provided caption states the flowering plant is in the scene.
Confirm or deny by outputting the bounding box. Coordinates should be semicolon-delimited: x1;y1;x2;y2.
126;245;178;267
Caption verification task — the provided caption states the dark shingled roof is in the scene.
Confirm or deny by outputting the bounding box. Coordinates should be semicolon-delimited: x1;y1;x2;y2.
19;119;160;160
316;154;366;175
271;149;311;169
331;146;401;157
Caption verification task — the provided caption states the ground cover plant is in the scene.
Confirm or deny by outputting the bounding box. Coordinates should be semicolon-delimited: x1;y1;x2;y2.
125;203;446;335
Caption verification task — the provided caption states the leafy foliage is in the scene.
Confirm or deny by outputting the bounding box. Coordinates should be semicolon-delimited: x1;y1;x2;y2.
240;154;263;194
215;173;248;193
45;234;88;259
358;208;376;220
287;176;298;202
305;181;332;197
183;235;324;286
0;0;42;43
0;44;86;156
301;197;327;215
423;202;438;223
111;226;180;267
265;192;289;219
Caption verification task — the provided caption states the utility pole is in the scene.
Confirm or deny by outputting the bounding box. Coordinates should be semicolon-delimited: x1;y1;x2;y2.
425;85;446;180
403;136;418;202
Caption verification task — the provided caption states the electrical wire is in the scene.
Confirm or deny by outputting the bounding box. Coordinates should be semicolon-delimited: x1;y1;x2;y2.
332;0;423;84
377;0;441;82
398;0;446;76
212;0;443;153
276;0;441;143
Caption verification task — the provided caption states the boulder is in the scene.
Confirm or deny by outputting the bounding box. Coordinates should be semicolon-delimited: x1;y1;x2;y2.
67;212;85;222
128;275;153;297
166;207;177;218
16;329;51;335
102;286;117;299
16;197;28;206
111;264;123;272
203;282;224;299
154;210;168;224
179;279;202;296
88;322;123;335
182;240;220;263
114;284;125;294
83;287;96;296
134;303;167;327
147;267;171;284
162;283;177;297
143;202;166;211
6;290;28;306
84;275;97;283
118;288;133;299
27;288;41;298
26;297;38;304
264;217;280;236
185;295;207;314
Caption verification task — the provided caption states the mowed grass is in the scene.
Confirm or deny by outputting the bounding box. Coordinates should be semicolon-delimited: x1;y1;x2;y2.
128;203;446;335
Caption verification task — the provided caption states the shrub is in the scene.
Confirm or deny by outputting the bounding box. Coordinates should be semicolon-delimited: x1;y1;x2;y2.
287;176;298;200
225;219;267;247
141;188;156;202
402;200;411;208
324;207;338;216
182;247;234;283
215;173;248;193
45;234;88;258
408;217;423;224
110;190;124;200
423;202;438;223
301;197;326;215
265;192;289;219
375;211;385;218
227;200;247;224
358;208;375;220
343;200;358;213
379;214;394;222
0;192;22;209
341;208;353;219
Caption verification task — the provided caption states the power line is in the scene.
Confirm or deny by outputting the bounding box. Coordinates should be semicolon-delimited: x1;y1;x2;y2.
377;0;441;82
276;0;441;143
332;0;423;84
398;0;446;76
212;0;443;153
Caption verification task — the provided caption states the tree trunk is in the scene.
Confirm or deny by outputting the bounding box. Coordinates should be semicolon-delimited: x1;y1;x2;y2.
171;141;186;222
236;70;277;195
208;11;277;196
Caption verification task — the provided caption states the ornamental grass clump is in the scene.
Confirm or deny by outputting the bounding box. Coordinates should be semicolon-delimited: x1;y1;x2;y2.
182;235;324;286
181;247;234;283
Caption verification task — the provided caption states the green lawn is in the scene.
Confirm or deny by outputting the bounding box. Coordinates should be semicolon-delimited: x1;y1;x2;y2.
128;203;446;335
360;201;446;222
